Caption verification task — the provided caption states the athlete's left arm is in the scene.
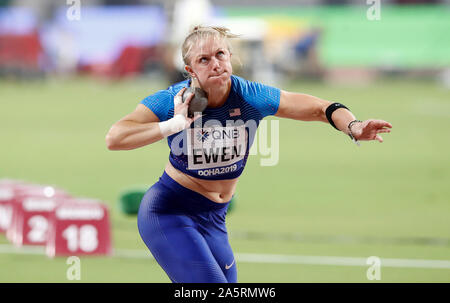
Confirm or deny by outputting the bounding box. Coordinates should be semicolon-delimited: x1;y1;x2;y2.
275;90;392;142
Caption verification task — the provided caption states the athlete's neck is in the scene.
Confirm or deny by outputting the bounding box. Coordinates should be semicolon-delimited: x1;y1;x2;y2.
191;78;231;108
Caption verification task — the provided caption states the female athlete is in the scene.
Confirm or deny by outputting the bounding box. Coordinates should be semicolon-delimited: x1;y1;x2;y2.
106;26;392;283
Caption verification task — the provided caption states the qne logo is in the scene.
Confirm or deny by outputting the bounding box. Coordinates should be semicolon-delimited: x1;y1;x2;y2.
196;128;240;143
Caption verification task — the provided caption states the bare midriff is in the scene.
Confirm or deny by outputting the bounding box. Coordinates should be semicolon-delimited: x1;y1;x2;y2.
164;161;238;203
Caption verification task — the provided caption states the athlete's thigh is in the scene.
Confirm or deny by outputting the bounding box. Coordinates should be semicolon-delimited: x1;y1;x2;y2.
138;189;228;283
201;210;237;283
139;212;228;283
203;232;237;283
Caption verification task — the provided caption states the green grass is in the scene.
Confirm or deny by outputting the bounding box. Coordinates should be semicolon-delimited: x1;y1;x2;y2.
0;76;449;282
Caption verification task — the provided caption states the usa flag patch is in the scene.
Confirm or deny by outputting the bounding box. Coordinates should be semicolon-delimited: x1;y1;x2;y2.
229;108;241;117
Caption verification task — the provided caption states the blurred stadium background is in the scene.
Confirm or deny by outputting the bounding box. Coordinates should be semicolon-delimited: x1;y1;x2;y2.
0;0;449;282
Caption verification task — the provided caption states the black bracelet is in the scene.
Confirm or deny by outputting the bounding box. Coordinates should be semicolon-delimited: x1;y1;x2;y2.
325;103;349;130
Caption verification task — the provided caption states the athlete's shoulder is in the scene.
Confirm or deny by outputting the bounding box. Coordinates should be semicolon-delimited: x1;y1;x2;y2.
230;74;257;96
166;79;190;96
140;79;189;121
230;74;281;118
230;75;277;95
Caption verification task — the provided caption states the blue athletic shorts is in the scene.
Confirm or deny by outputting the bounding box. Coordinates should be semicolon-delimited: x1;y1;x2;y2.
137;171;237;283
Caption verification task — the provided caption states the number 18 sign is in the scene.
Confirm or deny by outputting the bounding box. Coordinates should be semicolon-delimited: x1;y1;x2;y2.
46;199;112;257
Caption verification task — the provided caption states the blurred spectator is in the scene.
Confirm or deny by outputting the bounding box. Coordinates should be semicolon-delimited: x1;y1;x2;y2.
293;27;325;79
265;21;325;81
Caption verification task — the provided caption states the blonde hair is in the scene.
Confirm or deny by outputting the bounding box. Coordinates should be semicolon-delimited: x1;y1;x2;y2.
181;25;239;66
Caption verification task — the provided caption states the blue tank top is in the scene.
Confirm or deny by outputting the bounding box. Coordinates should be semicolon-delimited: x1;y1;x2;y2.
140;75;280;180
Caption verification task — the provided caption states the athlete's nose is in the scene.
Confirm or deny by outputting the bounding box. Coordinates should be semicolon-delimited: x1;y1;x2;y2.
210;57;221;72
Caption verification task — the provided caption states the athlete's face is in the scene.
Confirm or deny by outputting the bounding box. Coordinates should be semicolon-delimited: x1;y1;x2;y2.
185;37;232;90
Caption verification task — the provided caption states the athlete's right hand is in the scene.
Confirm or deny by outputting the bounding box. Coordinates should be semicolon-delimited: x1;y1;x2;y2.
173;87;203;129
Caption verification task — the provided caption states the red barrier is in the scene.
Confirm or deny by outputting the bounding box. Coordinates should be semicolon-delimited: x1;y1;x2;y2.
6;185;70;246
0;180;25;234
46;198;112;257
1;180;113;258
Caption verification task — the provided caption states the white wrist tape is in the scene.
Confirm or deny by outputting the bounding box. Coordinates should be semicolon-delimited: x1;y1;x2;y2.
158;114;187;137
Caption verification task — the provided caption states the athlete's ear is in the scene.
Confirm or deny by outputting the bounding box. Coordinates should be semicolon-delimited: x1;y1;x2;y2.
185;65;195;78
